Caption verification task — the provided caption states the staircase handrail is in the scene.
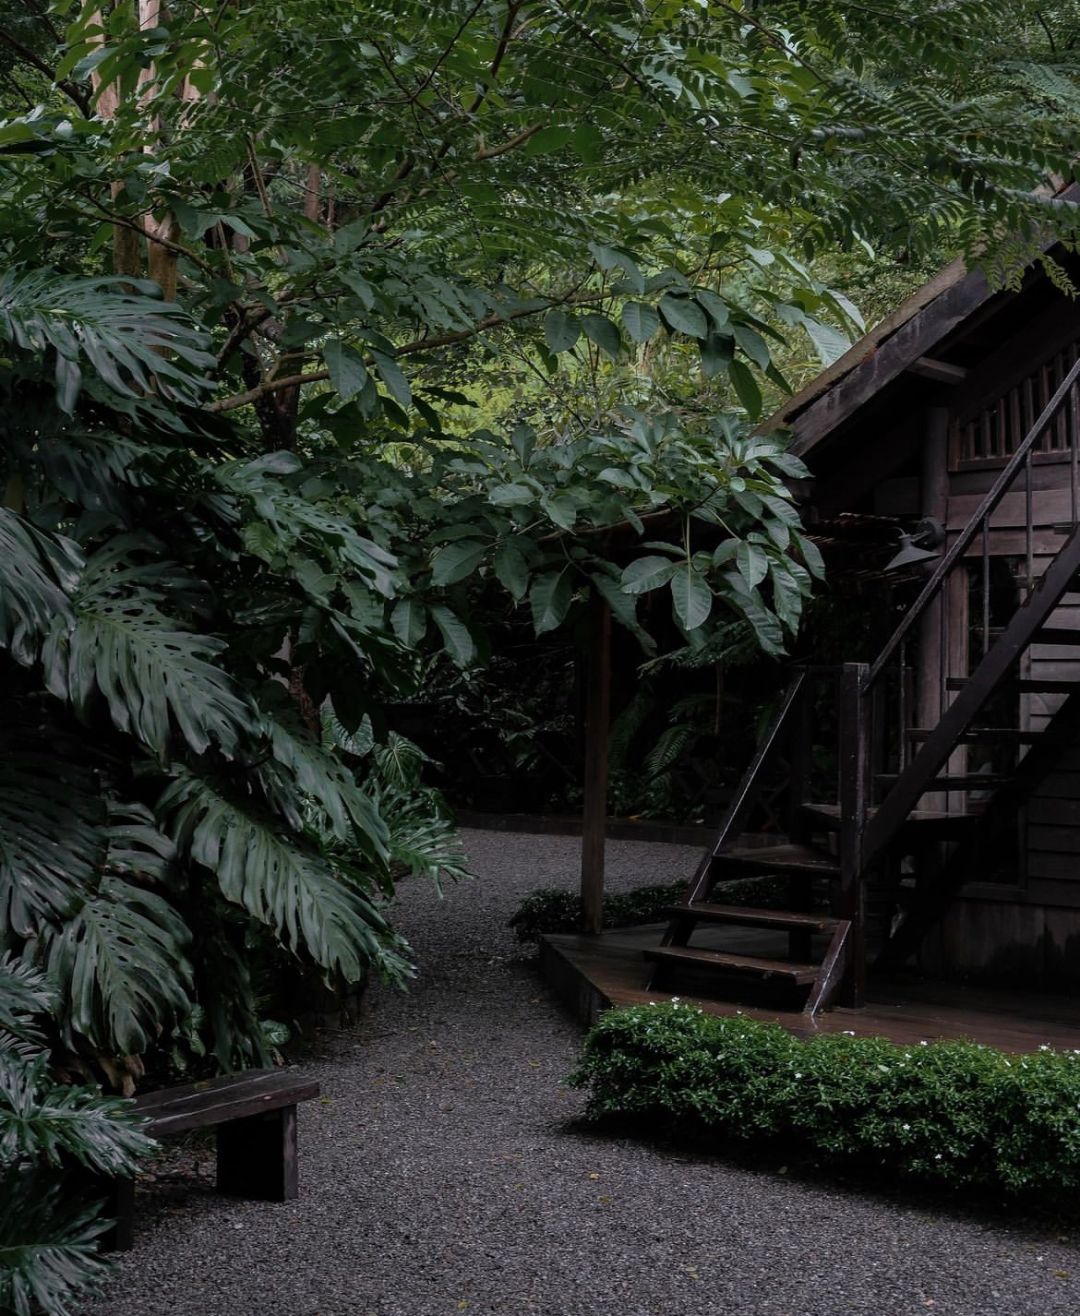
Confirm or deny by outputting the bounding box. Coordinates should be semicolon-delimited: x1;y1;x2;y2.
865;354;1080;692
682;666;808;904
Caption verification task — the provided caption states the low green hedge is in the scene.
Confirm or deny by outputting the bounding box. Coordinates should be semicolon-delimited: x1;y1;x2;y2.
508;875;787;943
569;1003;1080;1196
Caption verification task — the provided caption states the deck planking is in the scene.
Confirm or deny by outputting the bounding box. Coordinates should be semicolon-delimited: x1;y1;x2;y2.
540;922;1080;1052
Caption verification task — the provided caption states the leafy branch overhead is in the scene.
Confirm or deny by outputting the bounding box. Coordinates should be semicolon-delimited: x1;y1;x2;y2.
1;1;1079;1307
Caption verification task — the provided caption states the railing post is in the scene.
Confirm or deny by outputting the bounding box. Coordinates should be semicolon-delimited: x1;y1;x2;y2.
838;662;869;1007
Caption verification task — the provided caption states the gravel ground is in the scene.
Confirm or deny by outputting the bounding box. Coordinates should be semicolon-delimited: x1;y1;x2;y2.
85;828;1080;1316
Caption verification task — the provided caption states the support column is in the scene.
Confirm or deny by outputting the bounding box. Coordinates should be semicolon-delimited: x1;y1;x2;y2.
917;407;953;813
580;593;611;935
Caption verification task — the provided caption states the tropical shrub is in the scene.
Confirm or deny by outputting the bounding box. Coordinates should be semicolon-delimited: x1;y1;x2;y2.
0;959;153;1316
570;1004;1080;1196
508;875;788;944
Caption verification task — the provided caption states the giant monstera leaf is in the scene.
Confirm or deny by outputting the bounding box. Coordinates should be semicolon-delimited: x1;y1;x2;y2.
0;748;105;939
46;806;192;1056
0;269;215;413
0;511;80;667
159;769;411;985
43;571;257;761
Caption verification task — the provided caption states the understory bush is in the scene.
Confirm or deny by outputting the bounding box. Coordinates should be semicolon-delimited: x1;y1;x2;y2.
508;875;787;943
569;1004;1080;1197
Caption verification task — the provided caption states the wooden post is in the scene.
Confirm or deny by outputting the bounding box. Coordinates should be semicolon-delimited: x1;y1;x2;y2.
838;662;869;1007
918;407;952;813
580;593;611;935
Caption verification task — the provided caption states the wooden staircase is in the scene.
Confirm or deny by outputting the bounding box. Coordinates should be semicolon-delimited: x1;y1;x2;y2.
648;355;1080;1016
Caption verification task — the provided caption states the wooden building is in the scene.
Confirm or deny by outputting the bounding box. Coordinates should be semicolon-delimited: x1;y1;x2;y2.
550;233;1080;1042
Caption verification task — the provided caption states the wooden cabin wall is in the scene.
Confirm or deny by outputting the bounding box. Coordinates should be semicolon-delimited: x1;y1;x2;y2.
917;455;1080;987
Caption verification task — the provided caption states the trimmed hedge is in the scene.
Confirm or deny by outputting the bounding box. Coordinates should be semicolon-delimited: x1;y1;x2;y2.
508;875;787;943
569;1003;1080;1196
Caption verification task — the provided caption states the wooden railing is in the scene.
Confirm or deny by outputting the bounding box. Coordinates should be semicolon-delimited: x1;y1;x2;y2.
956;340;1080;464
681;668;807;905
857;354;1080;871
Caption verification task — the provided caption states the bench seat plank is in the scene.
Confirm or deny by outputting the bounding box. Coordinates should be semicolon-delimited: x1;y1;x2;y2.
135;1069;319;1136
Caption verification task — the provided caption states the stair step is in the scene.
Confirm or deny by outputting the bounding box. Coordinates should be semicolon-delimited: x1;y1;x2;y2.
643;945;819;985
712;842;839;879
904;727;1041;744
875;773;1010;790
663;903;840;933
800;802;979;830
1035;627;1080;645
946;677;1080;694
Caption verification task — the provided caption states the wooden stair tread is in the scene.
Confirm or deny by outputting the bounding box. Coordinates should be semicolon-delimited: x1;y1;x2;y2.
946;677;1080;694
874;773;1010;790
643;945;819;984
662;902;840;932
713;842;839;877
801;803;979;827
904;727;1041;744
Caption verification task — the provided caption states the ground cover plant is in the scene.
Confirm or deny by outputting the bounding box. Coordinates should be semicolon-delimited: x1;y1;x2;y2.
508;875;787;943
571;1003;1080;1197
3;0;1080;1308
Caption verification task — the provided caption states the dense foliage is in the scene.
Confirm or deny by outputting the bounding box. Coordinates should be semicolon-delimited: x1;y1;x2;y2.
508;874;787;942
2;0;1080;1305
571;1003;1080;1197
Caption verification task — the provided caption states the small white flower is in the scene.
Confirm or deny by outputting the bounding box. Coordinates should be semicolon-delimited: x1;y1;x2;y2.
935;1154;942;1160
794;1072;802;1080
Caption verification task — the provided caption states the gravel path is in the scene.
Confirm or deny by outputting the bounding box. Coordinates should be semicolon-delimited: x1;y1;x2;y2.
85;829;1080;1316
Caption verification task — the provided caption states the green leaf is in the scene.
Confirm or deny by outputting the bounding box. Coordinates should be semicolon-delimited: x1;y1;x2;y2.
736;541;769;589
581;313;622;359
670;565;712;631
620;556;677;594
391;598;427;647
622;302;660;343
42;562;256;760
523;124;573;156
659;293;708;339
161;770;411;985
728;359;763;419
699;332;733;379
732;323;772;370
494;542;529;601
429;604;476;667
323;339;370;401
47;866;192;1056
0;269;214;410
430;539;486;586
530;568;574;635
371;350;412;406
794;529;826;580
694;288;731;329
0;745;104;939
0;510;80;668
801;315;850;366
544;309;580;353
587;243;645;294
489;483;535;507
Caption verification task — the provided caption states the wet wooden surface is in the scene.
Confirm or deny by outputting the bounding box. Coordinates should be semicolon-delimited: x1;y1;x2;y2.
540;922;1080;1051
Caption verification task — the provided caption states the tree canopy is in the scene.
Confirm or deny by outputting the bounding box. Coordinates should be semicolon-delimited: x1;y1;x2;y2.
2;2;1080;1309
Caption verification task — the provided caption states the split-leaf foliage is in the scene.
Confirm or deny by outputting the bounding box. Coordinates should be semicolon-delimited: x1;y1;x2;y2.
2;0;1080;1308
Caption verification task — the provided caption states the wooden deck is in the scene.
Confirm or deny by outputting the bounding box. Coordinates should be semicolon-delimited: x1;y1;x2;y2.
540;922;1080;1052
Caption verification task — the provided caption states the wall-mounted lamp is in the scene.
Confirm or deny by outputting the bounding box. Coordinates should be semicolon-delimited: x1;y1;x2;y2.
884;516;945;573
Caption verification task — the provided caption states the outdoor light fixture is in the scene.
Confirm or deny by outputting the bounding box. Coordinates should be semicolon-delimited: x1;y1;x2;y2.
884;516;945;573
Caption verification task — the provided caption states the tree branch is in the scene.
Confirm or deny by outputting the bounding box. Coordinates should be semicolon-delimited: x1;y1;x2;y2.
0;29;91;115
207;292;601;413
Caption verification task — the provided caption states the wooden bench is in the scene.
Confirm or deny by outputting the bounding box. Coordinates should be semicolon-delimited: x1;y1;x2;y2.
105;1068;319;1250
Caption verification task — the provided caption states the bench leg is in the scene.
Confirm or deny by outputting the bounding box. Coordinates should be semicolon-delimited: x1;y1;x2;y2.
216;1105;298;1201
88;1174;136;1252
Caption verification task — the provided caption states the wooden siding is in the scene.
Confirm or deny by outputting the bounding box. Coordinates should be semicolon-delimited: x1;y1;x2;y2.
945;459;1080;911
